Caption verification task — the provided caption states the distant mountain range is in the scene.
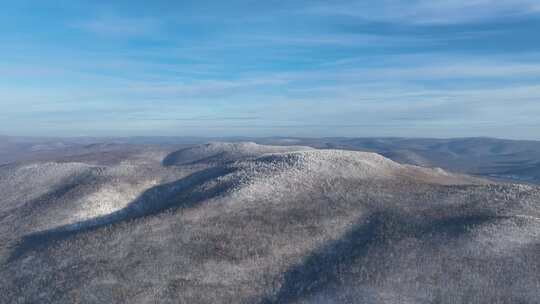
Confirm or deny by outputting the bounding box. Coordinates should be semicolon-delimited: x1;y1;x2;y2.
2;136;540;183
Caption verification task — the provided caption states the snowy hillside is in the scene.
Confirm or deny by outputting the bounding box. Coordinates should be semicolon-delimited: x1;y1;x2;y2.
0;143;539;304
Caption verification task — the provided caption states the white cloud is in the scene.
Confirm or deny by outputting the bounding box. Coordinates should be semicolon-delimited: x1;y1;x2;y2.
310;0;540;24
75;16;160;37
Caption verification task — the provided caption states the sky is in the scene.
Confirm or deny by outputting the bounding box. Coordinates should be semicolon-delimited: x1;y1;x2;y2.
1;0;540;139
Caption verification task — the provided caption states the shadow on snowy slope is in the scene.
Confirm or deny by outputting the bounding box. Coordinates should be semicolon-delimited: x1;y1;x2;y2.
9;165;235;262
261;211;500;304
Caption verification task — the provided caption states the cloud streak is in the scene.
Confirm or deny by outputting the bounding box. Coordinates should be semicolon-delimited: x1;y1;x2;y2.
309;0;540;24
75;15;161;37
1;1;540;138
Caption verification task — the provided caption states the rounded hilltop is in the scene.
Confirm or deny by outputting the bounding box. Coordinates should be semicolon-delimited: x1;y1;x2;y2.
162;141;314;166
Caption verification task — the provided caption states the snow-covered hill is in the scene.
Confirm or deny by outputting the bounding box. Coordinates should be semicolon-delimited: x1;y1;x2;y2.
162;142;314;166
0;143;539;304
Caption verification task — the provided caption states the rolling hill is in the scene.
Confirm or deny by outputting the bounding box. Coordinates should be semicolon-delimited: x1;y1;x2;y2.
0;142;539;303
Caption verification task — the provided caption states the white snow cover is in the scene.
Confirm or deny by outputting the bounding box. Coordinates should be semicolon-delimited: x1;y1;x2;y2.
189;148;482;206
2;142;540;304
0;162;96;210
164;142;314;165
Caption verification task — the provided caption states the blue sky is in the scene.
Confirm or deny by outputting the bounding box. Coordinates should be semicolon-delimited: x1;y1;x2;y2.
1;0;540;138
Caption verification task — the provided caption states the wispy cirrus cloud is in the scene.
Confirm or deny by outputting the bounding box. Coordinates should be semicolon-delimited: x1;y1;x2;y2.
2;1;540;138
309;0;540;24
74;15;161;37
